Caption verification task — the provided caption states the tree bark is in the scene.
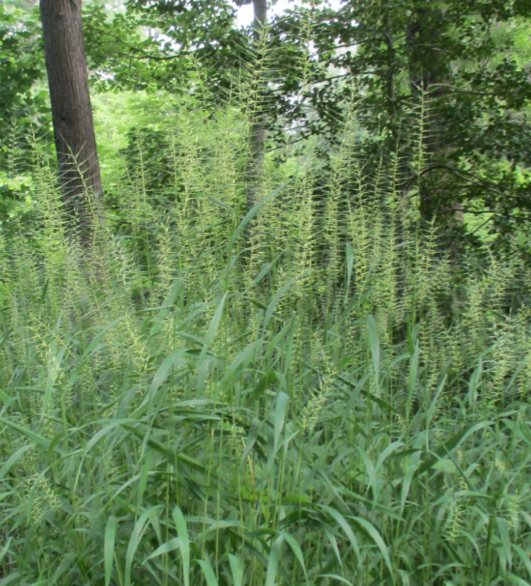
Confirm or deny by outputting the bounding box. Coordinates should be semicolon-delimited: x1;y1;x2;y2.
246;0;267;214
40;0;102;243
252;0;267;43
405;4;462;223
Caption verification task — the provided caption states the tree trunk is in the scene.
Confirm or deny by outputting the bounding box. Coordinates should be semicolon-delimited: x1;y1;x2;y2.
40;0;102;245
246;0;267;214
405;3;462;224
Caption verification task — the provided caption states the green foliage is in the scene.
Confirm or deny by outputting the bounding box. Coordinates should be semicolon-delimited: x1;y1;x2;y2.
1;2;531;582
0;4;50;226
0;4;44;116
5;0;531;243
82;0;250;96
80;0;531;244
91;91;176;191
1;98;531;584
278;0;531;242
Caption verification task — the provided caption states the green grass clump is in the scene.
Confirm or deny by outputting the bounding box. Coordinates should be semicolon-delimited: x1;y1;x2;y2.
1;99;531;586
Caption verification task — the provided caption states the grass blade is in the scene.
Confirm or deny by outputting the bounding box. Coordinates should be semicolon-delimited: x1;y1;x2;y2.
124;506;162;586
350;516;394;581
265;535;283;586
228;554;244;586
198;293;227;368
144;537;182;563
196;559;218;586
173;506;190;586
104;515;118;586
227;180;292;250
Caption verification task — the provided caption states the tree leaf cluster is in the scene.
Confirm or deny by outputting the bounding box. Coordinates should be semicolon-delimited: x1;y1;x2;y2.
2;0;531;247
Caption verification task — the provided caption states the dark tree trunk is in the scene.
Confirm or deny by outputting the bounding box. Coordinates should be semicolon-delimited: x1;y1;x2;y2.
252;0;267;42
246;0;267;214
40;0;102;243
405;5;463;224
379;11;456;227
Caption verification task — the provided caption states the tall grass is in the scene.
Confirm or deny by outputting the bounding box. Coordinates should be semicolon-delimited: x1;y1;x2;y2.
1;95;531;585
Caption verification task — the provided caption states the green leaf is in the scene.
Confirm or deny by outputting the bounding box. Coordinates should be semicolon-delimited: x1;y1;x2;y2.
0;571;20;585
264;277;299;330
0;443;33;481
513;544;531;580
228;554;244;586
149;349;187;394
227;180;292;250
121;423;205;471
274;391;289;448
416;421;492;477
104;515;118;586
173;506;190;586
0;416;50;449
144;537;182;563
318;575;353;585
349;516;394;581
367;315;380;384
198;293;227;368
40;336;70;424
265;535;283;586
226;340;262;378
321;505;360;563
496;516;512;569
149;277;182;338
85;419;136;453
124;506;162;586
345;241;353;292
243;251;284;294
196;559;218;586
0;538;12;566
78;315;129;363
406;343;420;425
277;531;307;581
368;441;404;492
52;553;76;583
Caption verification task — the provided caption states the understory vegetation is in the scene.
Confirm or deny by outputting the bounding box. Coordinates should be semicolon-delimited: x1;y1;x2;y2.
1;94;531;585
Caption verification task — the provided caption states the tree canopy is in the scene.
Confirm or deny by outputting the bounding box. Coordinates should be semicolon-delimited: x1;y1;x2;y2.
1;0;531;248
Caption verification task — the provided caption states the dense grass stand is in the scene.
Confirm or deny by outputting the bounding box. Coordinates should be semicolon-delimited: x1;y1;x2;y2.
0;97;530;585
